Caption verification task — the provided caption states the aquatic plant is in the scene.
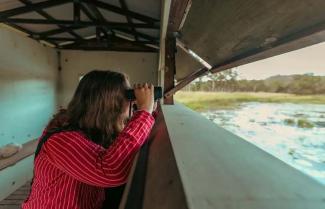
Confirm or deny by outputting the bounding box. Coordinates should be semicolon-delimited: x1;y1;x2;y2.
297;119;314;128
284;118;295;126
288;148;295;156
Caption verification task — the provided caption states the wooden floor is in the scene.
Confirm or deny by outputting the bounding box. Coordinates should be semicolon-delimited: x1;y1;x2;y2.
0;181;30;209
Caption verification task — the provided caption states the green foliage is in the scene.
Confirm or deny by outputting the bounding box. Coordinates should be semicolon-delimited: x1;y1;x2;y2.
175;91;325;111
297;119;314;128
288;148;295;156
188;71;325;95
284;118;295;126
283;118;314;128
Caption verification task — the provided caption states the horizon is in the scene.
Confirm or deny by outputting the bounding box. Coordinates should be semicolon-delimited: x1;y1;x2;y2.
234;42;325;80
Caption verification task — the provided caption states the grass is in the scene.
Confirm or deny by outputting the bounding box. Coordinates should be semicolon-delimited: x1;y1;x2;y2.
175;91;325;111
284;118;314;128
297;119;314;128
284;118;295;126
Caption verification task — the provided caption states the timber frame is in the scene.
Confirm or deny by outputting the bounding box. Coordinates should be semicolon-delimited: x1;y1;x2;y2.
1;0;325;99
0;0;160;52
161;0;192;103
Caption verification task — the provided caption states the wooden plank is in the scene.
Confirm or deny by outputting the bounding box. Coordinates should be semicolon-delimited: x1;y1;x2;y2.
0;139;37;171
0;182;30;209
120;104;189;209
1;19;159;29
119;0;138;41
19;0;83;40
0;0;70;18
5;195;27;200
168;0;191;32
10;191;28;196
181;0;325;66
157;0;171;88
0;205;20;209
19;185;30;189
162;104;325;209
0;199;22;205
82;0;159;24
161;0;191;99
142;105;188;209
164;37;176;104
118;153;139;209
59;36;157;52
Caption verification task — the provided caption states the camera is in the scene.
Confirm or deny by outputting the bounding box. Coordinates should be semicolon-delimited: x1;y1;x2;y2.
125;86;162;101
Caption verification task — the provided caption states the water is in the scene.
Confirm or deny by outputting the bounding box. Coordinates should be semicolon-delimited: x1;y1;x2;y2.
201;103;325;185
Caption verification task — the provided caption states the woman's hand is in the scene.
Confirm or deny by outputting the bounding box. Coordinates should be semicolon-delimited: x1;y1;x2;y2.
134;83;154;114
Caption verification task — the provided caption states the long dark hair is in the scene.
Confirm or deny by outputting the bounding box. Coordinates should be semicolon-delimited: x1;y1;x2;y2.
46;70;131;148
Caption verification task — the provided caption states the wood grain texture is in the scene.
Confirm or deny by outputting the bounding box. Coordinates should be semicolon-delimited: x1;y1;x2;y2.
162;104;325;209
176;0;325;81
0;181;30;209
0;140;37;171
164;37;176;104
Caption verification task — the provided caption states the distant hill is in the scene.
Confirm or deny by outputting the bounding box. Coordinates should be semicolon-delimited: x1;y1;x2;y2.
263;74;325;94
189;73;325;94
264;75;295;86
264;74;321;82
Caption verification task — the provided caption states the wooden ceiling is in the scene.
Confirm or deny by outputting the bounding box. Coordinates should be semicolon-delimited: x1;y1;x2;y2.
0;0;161;52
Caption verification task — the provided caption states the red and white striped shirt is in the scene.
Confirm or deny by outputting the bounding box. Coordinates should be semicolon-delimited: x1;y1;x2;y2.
22;110;155;209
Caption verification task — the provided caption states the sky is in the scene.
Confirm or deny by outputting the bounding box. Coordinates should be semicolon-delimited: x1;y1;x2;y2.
233;42;325;80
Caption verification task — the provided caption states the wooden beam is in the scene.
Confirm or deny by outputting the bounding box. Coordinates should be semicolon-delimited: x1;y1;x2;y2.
42;37;77;42
59;36;157;52
0;139;37;171
168;0;191;32
116;28;159;43
19;0;83;40
159;0;191;101
37;25;159;44
158;0;172;90
82;0;159;24
82;1;111;39
1;18;159;29
119;0;138;41
164;37;176;104
73;0;81;22
38;25;85;37
0;0;70;18
165;67;207;97
3;23;57;47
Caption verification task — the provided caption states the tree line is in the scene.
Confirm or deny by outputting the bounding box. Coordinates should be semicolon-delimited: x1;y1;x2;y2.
185;69;325;95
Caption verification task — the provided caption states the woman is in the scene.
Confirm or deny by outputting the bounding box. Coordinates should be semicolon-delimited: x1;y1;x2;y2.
22;70;157;209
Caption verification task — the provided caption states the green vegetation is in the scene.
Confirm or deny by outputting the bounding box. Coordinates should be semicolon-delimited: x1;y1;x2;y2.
284;118;295;126
297;119;314;128
288;148;295;156
187;69;325;95
284;118;314;128
175;91;325;111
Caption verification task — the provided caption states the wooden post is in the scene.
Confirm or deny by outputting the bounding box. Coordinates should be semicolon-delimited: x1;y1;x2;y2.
164;36;176;105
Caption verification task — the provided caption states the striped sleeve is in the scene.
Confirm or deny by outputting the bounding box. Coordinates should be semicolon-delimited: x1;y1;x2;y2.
43;110;155;187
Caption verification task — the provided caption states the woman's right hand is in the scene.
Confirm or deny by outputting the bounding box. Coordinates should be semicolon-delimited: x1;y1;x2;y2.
134;83;154;114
